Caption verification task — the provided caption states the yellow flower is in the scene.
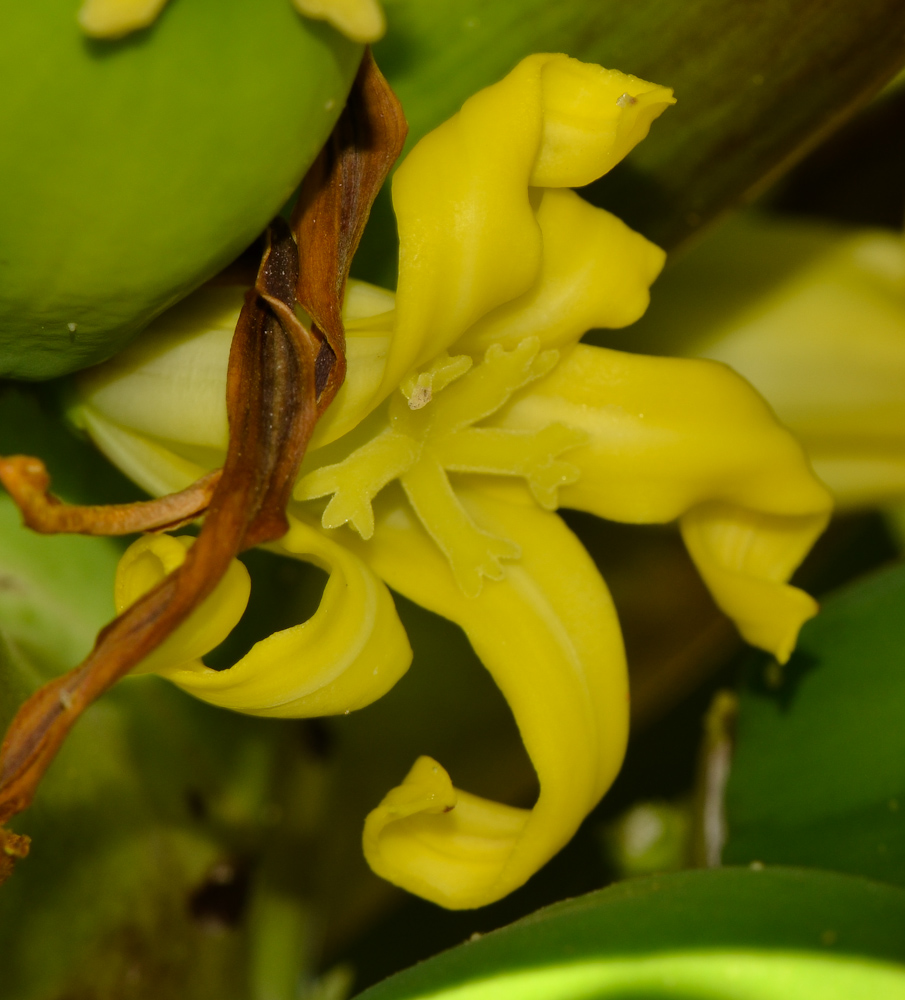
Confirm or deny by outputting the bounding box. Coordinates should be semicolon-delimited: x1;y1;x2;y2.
78;0;384;42
73;55;831;909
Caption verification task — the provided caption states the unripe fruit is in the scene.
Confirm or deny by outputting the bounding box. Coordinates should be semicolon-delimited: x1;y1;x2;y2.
0;0;361;378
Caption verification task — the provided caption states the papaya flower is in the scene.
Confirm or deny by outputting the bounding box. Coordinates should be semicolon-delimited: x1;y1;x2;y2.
70;55;832;909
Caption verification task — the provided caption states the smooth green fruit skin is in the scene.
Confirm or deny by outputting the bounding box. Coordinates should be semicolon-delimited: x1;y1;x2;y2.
0;0;361;380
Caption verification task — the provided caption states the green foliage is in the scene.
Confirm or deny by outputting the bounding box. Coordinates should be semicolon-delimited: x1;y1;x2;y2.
0;386;136;706
354;868;905;999
724;562;905;884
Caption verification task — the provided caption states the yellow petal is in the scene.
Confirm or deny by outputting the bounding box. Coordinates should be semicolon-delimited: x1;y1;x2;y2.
701;223;905;509
76;405;211;498
115;534;251;675
680;503;823;663
382;54;673;401
309;282;397;449
73;281;397;461
76;285;238;454
346;483;627;908
497;344;832;660
291;0;385;43
456;189;666;355
151;515;412;716
79;0;169;38
530;58;675;188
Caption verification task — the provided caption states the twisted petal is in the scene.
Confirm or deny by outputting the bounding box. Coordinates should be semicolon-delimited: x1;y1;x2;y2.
680;504;826;663
380;54;674;399
456;190;665;355
115;516;411;715
497;344;832;661
115;534;250;676
343;482;627;908
72;55;673;452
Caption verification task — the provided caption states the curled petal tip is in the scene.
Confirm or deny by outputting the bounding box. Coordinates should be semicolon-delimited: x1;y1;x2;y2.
291;0;385;42
78;0;169;37
530;55;676;187
114;533;250;675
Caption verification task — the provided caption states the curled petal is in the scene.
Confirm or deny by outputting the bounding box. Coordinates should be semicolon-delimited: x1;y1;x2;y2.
291;0;385;43
680;504;825;663
382;54;673;399
498;344;832;660
148;515;410;715
529;59;675;187
349;483;627;908
115;534;251;675
457;189;666;354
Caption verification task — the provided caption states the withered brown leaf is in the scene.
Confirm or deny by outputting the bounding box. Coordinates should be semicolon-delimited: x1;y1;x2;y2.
0;49;407;885
293;49;407;412
0;457;221;535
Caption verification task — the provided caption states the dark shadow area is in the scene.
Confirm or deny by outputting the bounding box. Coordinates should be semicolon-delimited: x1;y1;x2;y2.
204;548;328;670
770;86;905;229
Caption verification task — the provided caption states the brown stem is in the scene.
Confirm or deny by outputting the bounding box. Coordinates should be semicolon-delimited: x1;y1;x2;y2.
0;457;221;535
292;49;407;413
0;220;318;831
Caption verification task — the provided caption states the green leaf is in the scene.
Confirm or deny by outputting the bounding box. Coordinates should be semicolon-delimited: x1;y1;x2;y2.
353;868;905;1000
1;0;360;379
724;562;905;884
355;0;905;286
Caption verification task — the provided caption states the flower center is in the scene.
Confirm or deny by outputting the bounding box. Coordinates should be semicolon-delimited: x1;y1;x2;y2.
295;337;586;596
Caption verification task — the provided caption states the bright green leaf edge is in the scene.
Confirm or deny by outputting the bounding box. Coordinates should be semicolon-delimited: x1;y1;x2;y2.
353;868;905;1000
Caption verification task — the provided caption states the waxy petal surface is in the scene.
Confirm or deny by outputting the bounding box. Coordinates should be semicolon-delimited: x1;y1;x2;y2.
349;483;627;908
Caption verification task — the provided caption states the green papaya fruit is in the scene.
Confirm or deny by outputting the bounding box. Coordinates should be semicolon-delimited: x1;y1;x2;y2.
0;0;360;379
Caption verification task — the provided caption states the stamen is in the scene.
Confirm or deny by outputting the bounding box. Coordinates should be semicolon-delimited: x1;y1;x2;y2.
400;354;472;410
296;337;586;594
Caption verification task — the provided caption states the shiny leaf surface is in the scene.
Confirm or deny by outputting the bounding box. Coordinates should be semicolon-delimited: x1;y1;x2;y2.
724;562;905;884
354;868;905;1000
